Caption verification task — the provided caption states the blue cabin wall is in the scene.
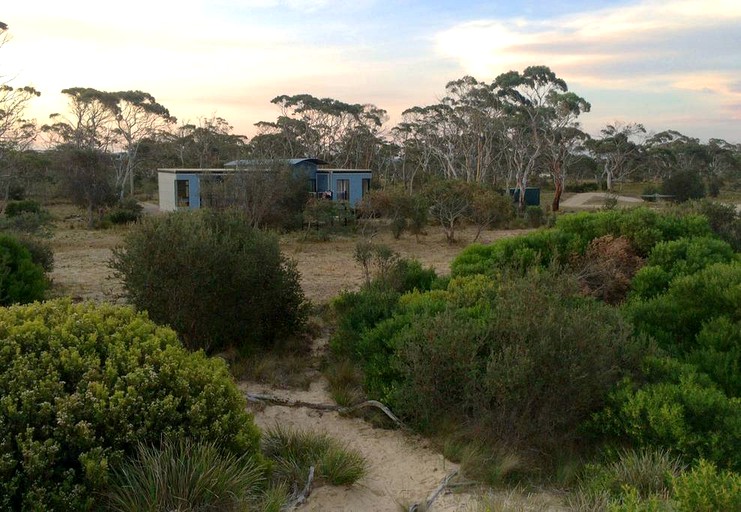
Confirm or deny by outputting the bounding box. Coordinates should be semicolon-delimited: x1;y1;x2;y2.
318;171;371;206
175;174;201;209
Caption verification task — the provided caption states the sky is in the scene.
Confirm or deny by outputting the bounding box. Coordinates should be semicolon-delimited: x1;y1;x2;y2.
2;0;740;144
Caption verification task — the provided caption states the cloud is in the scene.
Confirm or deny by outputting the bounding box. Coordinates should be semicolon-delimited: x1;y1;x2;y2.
433;0;741;139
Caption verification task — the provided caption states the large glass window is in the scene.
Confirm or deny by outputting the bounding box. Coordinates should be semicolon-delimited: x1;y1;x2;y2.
176;179;190;207
336;179;350;201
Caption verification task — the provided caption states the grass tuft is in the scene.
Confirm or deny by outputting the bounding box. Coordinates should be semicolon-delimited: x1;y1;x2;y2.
105;437;266;512
262;425;367;487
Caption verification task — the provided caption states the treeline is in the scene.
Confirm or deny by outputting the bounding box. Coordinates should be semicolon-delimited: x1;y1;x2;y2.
3;54;740;218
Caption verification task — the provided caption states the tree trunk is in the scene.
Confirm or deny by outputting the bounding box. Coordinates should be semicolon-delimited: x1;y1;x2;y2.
552;179;563;212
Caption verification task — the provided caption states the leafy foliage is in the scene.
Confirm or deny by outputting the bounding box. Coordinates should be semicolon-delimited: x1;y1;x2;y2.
346;270;642;457
0;299;262;510
0;233;47;305
111;209;308;353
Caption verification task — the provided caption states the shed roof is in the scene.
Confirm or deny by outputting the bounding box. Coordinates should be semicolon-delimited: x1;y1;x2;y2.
224;157;328;168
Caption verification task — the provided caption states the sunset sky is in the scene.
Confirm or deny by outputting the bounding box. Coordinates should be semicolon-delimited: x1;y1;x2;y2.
3;0;740;144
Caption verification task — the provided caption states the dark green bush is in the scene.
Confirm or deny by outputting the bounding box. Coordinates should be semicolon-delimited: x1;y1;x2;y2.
593;357;741;470
0;210;54;236
625;262;741;353
110;209;308;354
677;200;741;251
4;199;41;217
359;271;643;456
105;198;143;225
14;234;54;273
662;170;706;202
0;234;48;305
569;181;600;193
688;318;741;398
0;299;263;510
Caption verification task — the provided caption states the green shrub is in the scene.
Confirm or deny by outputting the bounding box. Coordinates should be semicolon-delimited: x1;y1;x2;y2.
105;438;266;512
524;205;545;227
4;199;41;217
363;271;643;456
676;200;741;251
630;237;737;299
625;262;741;353
0;299;262;510
14;234;54;273
110;209;308;354
105;198;143;225
672;460;741;512
0;234;48;305
688;318;741;397
569;181;600;193
593;357;741;470
662;170;706;202
0;210;54;236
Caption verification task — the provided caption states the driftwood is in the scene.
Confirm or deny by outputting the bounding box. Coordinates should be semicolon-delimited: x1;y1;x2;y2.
245;393;406;430
408;469;459;512
283;465;315;511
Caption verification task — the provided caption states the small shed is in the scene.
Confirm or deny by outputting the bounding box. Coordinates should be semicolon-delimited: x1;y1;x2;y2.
158;158;372;212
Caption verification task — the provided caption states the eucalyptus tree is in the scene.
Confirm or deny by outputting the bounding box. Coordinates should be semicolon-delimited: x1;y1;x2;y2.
0;22;41;206
253;94;388;168
589;122;646;191
168;116;247;168
44;88;175;198
0;85;40;206
112;90;176;197
494;65;590;209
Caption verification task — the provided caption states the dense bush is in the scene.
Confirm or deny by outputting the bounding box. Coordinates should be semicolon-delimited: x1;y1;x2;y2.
353;271;643;456
0;299;262;510
330;255;438;360
0;210;54;236
110;209;308;353
569;181;600;193
625;262;741;353
593;357;741;471
0;233;48;305
555;208;712;256
4;199;41;217
105;198;143;225
662;169;706;202
672;459;741;511
630;237;737;299
14;234;54;273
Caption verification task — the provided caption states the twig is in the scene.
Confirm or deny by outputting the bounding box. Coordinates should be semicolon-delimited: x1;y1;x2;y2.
408;469;459;512
245;393;407;430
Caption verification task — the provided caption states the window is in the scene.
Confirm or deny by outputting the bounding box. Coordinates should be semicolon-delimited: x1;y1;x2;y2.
176;179;190;207
362;178;371;197
336;179;350;201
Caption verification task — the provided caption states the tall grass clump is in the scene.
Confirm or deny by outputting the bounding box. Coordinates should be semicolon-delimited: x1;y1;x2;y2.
262;426;367;487
105;438;266;512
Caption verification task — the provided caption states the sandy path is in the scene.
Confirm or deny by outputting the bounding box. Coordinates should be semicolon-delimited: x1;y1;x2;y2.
241;378;477;512
560;192;643;209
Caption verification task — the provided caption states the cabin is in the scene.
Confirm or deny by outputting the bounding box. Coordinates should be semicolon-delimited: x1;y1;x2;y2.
157;158;372;212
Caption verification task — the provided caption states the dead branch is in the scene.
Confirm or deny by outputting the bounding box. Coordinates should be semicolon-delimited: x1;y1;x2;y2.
283;465;315;511
245;393;406;430
408;469;459;512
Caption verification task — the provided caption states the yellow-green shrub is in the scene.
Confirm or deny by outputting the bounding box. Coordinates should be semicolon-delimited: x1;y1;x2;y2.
0;299;262;510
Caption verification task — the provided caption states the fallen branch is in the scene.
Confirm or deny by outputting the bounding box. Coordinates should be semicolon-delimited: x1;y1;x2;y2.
408;469;459;512
245;393;406;430
283;465;315;511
